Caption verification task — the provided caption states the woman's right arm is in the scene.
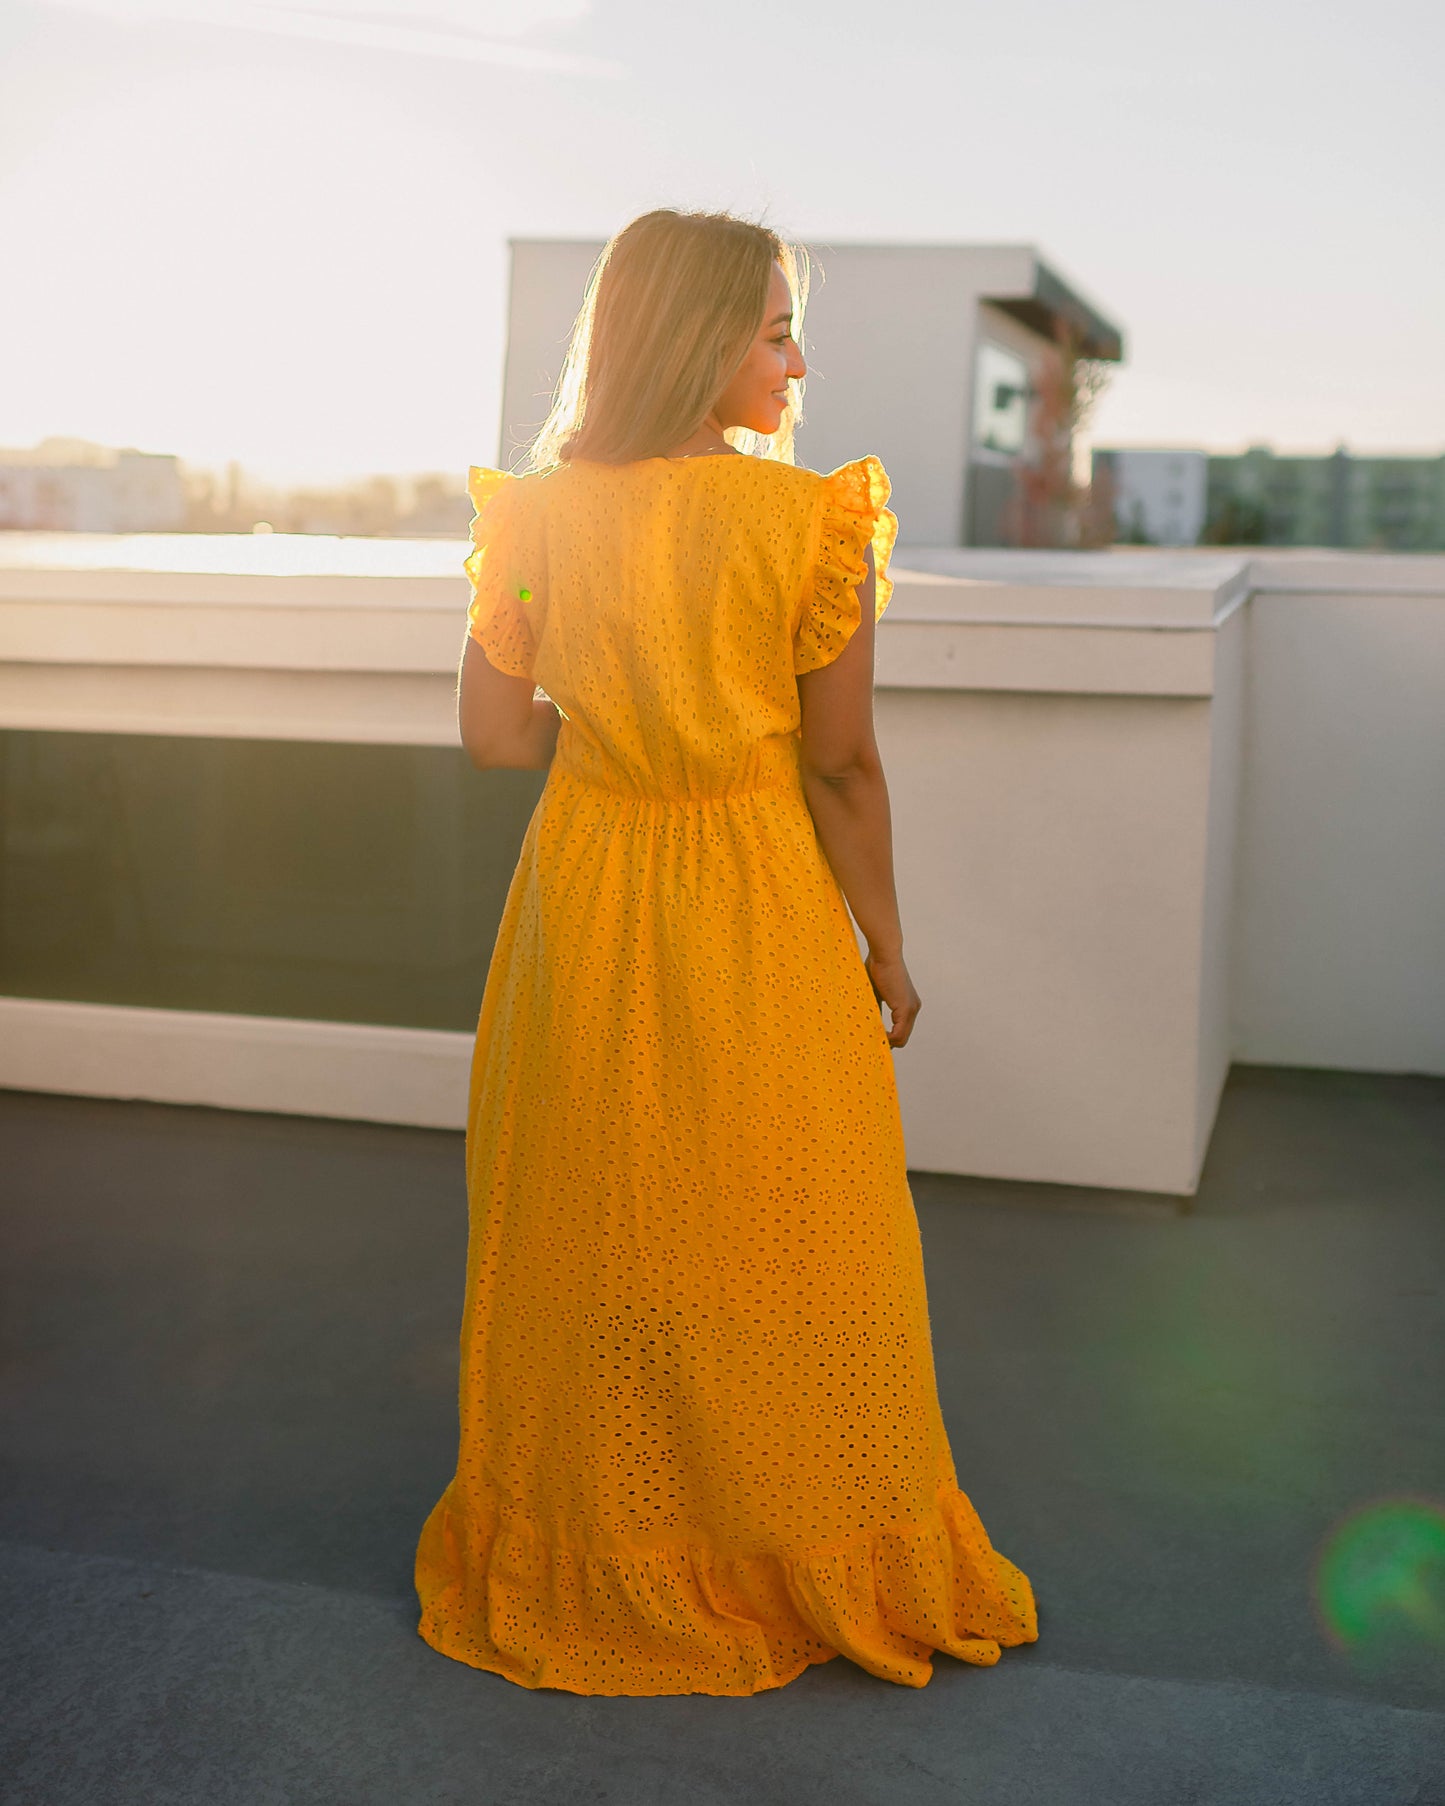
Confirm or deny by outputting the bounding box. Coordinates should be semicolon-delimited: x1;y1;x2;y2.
457;635;560;770
796;544;922;1049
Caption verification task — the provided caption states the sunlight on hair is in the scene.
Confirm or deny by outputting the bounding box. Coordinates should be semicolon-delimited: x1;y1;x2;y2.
523;211;811;472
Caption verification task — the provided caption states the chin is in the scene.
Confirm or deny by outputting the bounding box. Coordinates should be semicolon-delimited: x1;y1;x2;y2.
745;403;788;436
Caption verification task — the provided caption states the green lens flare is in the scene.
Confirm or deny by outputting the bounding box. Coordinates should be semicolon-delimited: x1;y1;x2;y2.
519;588;532;603
1314;1498;1445;1655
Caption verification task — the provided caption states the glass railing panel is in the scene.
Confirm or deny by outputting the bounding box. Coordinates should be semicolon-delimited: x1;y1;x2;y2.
0;730;546;1032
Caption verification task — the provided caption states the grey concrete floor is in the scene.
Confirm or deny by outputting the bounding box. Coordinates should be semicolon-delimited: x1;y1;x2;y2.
2;1065;1443;1805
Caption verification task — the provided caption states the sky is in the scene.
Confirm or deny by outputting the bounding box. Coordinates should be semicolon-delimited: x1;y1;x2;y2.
2;0;1442;486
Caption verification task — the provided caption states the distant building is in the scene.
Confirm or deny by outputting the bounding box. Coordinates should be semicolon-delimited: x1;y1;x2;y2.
0;441;472;538
500;240;1124;547
1203;446;1445;550
397;476;473;538
1090;443;1445;549
1090;449;1209;546
266;474;471;537
0;438;187;532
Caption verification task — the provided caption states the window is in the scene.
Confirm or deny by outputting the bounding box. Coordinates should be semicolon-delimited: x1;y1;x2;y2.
973;342;1030;458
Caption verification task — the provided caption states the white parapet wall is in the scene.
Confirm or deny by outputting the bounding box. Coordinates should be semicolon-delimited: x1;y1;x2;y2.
1229;554;1445;1075
0;996;472;1131
0;537;1441;1195
869;552;1250;1193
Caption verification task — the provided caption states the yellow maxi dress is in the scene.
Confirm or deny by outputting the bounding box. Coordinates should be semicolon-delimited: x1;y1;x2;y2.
414;451;1038;1695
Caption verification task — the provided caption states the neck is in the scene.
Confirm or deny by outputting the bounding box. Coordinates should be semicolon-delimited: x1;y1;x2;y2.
663;412;736;460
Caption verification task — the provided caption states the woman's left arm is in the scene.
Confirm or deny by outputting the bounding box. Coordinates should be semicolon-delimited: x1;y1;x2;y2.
457;636;561;771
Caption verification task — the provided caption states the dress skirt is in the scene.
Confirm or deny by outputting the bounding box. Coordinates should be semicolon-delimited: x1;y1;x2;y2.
414;730;1038;1695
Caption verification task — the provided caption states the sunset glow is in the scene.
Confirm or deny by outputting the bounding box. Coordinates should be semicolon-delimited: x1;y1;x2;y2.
5;0;1441;486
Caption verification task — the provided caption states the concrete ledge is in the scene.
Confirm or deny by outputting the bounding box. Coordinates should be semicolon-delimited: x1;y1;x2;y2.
0;996;472;1130
3;537;1439;1180
0;538;1251;723
875;617;1222;695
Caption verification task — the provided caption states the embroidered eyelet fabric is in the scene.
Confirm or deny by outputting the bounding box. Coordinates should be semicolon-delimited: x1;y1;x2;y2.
414;452;1038;1695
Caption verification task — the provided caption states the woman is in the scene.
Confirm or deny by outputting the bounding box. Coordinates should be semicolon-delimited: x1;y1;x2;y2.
414;208;1037;1696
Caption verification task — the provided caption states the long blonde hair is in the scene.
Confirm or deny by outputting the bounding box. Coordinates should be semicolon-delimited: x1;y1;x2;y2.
521;209;810;471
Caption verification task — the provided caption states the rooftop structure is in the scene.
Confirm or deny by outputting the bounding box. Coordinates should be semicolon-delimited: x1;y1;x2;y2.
2;536;1440;1192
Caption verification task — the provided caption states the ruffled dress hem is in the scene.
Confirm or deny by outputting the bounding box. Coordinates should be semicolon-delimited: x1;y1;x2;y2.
414;1482;1038;1697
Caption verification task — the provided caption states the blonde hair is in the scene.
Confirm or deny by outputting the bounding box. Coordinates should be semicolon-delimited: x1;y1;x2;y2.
521;209;809;471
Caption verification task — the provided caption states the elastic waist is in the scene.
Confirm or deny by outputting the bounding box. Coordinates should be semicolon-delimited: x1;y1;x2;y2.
550;737;802;805
550;763;801;805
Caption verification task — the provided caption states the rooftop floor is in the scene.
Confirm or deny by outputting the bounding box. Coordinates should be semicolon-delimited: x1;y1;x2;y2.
2;1065;1443;1804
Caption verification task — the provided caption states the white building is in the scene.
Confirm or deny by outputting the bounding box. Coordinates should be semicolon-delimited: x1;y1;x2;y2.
0;439;186;532
499;241;1124;547
1092;448;1209;547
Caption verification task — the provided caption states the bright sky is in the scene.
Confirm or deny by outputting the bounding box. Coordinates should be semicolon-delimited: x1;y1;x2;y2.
3;0;1441;485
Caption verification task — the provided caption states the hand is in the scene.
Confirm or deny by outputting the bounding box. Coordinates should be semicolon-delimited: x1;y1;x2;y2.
864;948;921;1048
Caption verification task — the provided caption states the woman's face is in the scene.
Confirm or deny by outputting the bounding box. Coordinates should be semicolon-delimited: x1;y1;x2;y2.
713;261;807;435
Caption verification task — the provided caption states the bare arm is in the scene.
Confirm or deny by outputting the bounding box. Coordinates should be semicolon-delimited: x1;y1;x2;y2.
796;544;921;1047
457;635;560;771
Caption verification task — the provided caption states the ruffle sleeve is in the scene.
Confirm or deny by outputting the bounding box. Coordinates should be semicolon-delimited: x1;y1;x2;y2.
792;455;899;676
463;466;541;680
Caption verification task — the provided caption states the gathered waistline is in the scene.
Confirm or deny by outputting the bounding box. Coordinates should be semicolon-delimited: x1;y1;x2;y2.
549;758;803;806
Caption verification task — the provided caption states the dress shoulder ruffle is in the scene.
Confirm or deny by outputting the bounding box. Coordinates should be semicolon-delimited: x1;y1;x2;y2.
463;466;538;680
793;456;900;676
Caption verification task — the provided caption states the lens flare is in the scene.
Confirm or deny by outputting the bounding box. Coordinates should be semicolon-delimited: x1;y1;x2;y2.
1313;1497;1445;1676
